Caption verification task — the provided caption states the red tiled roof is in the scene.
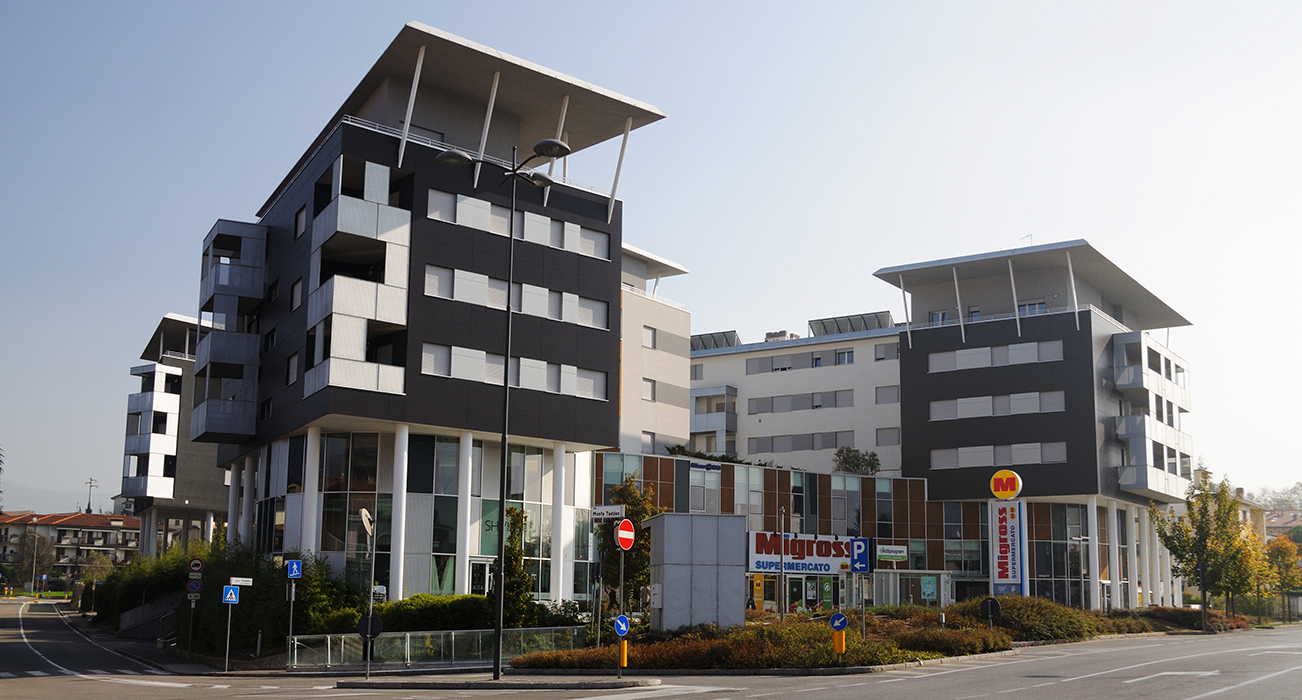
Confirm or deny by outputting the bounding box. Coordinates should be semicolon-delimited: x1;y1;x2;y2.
0;512;139;528
1265;510;1302;531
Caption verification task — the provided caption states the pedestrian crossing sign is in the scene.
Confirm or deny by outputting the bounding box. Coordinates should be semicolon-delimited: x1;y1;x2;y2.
223;585;239;604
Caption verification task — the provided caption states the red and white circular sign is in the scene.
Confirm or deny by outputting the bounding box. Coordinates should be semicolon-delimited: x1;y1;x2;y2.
615;518;635;551
188;558;204;573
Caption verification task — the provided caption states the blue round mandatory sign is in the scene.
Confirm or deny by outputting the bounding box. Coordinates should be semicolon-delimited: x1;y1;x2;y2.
614;614;630;637
829;613;849;631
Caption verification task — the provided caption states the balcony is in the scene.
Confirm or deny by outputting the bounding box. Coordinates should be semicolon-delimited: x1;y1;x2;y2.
1119;463;1189;503
126;390;180;416
196;329;259;374
200;261;264;306
307;274;406;328
124;432;177;457
191;397;256;442
120;475;175;499
312;194;410;250
304;358;405;397
691;409;737;435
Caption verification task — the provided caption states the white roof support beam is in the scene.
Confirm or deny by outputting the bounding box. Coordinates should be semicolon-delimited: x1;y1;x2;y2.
397;45;427;169
606;117;632;224
1066;250;1081;331
473;71;501;188
543;94;569;206
952;267;966;344
899;275;912;349
1008;260;1022;337
561;130;569;180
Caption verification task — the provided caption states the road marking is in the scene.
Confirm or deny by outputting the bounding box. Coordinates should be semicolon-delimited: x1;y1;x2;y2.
878;678;908;683
1126;671;1220;684
1032;682;1056;687
582;686;734;700
0;672;13;678
837;682;870;687
86;669;107;674
998;688;1026;693
955;695;991;699
1249;651;1302;656
1181;664;1302;700
118;669;140;675
210;684;231;689
27;670;49;676
145;669;168;674
791;687;828;693
1061;644;1297;683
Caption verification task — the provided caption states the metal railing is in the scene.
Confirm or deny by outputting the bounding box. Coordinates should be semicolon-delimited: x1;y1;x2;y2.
286;625;584;669
622;283;688;311
341;116;611;197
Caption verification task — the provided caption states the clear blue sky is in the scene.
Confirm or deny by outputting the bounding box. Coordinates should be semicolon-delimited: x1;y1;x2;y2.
3;1;1299;513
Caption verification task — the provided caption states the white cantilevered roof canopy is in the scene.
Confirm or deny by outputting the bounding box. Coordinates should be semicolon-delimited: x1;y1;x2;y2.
622;242;690;280
872;239;1190;331
260;22;666;217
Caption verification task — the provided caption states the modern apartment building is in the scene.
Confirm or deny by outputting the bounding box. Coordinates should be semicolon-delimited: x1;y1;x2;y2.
187;23;681;602
119;314;227;556
689;240;1192;610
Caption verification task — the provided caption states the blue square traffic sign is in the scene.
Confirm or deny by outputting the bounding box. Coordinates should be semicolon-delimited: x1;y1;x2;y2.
850;537;872;572
223;585;240;604
287;560;302;579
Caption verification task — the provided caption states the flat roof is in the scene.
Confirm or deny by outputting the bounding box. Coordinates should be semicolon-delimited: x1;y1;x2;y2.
260;22;666;216
623;242;689;278
873;239;1190;329
692;325;900;358
139;313;208;361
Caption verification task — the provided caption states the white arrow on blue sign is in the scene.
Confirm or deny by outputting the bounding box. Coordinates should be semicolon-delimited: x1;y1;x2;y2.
287;560;302;579
850;538;872;572
830;613;849;631
614;614;630;637
223;585;239;604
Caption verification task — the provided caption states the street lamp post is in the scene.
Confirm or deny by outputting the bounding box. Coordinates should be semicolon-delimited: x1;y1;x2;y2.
1070;535;1091;610
435;138;571;681
30;516;38;596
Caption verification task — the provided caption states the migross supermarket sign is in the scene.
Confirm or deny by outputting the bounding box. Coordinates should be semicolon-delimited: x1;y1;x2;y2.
748;532;860;573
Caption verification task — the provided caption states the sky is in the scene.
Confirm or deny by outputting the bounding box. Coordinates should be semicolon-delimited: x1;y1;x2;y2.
2;1;1300;514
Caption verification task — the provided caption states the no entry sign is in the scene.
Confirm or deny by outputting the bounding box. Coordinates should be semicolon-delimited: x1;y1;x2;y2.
616;518;635;551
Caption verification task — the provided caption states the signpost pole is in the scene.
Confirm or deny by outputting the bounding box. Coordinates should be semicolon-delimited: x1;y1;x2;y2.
188;600;195;656
289;580;296;664
618;548;624;679
779;506;786;623
224;603;232;672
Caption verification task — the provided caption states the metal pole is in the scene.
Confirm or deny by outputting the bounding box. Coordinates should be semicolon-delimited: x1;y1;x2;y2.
618;548;624;680
779;506;786;622
288;580;296;667
188;599;195;656
224;603;232;672
367;528;376;680
492;147;519;682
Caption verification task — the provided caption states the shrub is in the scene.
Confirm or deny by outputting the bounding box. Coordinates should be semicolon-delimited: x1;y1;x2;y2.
946;595;1096;641
895;627;1012;655
373;594;492;632
512;618;943;669
1087;610;1152;634
1142;606;1250;631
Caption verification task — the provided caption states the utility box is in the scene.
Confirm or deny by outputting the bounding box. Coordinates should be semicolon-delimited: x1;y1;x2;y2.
646;513;747;632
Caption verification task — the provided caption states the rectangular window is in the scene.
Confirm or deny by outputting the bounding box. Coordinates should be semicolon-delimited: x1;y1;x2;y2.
876;385;900;404
1038;340;1064;362
421;343;451;376
576;369;607;400
643;326;657;349
642;378;656;401
266;280;279;302
836;349;855;365
290;279;303;311
835;389;854;407
295;206;307;239
641;431;655;454
486;278;508;310
576;297;608;329
286;353;299;386
874;342;898;361
1018;301;1047;316
876;428;900;446
427;188;457;222
425;265;453;298
262;329;276;354
258;398;272;422
928;311;949;324
930;399;958;421
1040;390;1066;412
690;364;703;381
968;306;980;320
771;355;793;372
1042;442;1068;463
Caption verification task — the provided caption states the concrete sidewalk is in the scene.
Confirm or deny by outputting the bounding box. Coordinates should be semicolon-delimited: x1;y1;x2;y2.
338;675;661;690
54;603;214;675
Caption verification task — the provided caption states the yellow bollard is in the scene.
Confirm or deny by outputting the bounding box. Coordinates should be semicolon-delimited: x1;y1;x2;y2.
833;629;846;654
620;639;628;668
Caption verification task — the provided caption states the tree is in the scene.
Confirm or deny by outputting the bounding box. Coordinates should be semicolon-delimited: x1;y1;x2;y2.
1151;477;1245;621
13;531;56;591
493;506;537;628
1287;525;1302;544
832;447;881;476
81;550;115;582
1246;482;1302;510
598;476;665;612
1266;536;1302;622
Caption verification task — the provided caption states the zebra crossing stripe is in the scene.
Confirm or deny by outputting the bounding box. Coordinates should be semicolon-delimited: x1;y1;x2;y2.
145;669;168;675
86;669;107;674
118;669;140;675
27;670;49;676
0;672;15;678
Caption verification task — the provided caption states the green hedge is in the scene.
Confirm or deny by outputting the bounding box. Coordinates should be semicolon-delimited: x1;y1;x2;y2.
946;595;1097;641
1142;606;1250;631
895;627;1011;655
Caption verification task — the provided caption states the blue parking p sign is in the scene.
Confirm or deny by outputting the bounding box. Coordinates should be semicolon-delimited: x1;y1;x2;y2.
850;537;872;572
287;560;302;579
223;585;239;604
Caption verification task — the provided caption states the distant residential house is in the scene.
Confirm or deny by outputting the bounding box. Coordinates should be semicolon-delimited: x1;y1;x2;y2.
1266;510;1302;539
0;512;140;581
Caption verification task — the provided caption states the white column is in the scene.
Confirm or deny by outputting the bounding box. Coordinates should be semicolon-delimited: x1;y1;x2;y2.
551;443;567;600
1126;505;1140;608
226;463;241;545
239;455;256;542
1147;512;1160;607
1138;507;1151;605
1107;500;1120;611
1087;495;1101;610
204;511;215;542
391;424;409;601
139;511;152;557
1162;545;1174;606
455;431;474;594
301;426;321;554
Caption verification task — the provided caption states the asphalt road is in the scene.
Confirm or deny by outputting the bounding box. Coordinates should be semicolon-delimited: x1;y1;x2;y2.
2;597;1300;700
